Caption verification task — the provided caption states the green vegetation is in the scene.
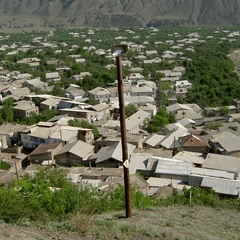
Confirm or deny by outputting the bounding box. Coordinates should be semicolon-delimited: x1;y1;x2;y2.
0;98;14;123
18;109;59;125
220;106;230;116
205;122;223;130
0;168;153;223
1;27;240;111
234;118;240;124
0;168;239;227
0;161;11;170
157;186;240;209
183;41;240;108
0;98;58;125
228;125;238;131
125;104;138;117
147;107;175;133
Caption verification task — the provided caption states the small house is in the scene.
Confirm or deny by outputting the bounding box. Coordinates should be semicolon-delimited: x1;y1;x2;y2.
55;140;94;167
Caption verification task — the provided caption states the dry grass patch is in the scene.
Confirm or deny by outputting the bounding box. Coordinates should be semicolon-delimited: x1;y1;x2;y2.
90;206;240;240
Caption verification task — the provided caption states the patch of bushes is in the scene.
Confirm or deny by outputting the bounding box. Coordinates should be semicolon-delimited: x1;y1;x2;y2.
157;187;240;209
0;168;154;223
205;123;222;130
0;168;239;224
0;161;11;170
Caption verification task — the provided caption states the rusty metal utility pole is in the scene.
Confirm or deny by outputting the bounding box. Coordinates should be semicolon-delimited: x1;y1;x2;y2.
116;55;132;218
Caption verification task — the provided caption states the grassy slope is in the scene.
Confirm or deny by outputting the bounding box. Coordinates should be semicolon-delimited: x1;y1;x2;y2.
0;205;239;240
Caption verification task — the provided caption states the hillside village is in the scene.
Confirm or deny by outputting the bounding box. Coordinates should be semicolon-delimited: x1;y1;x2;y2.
0;27;240;198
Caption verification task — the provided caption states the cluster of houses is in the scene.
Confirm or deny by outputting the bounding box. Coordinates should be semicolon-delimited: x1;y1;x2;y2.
1;95;240;197
0;27;240;197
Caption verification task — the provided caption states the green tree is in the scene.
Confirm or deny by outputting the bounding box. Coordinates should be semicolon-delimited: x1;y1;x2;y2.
19;109;58;125
125;104;137;117
147;108;175;133
1;98;14;123
51;84;65;97
86;95;98;105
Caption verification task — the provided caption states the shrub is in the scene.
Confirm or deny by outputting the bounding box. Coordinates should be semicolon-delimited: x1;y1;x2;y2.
0;161;11;170
0;188;29;223
205;123;222;130
157;186;223;208
0;168;239;224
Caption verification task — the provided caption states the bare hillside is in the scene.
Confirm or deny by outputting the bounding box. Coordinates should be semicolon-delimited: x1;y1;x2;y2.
0;0;240;29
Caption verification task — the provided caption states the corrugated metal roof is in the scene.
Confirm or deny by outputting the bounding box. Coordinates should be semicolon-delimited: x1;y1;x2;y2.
90;103;109;111
177;117;196;126
126;110;151;131
129;152;152;174
70;141;94;157
95;141;136;163
191;167;235;180
159;128;188;149
56;140;94;158
166;122;187;132
211;131;237;142
166;103;190;113
201;177;240;196
217;136;240;152
143;134;165;147
155;158;192;176
204;153;240;172
173;151;205;165
147;177;190;190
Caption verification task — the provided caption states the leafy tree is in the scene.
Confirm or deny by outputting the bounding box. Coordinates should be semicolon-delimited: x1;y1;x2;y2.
33;88;48;95
183;42;240;107
147;108;175;133
51;84;65;97
125;104;138;117
86;95;98;105
31;97;42;106
1;98;14;123
19;109;58;125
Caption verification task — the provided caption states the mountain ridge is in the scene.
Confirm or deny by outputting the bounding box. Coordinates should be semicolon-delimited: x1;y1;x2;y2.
0;0;240;29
